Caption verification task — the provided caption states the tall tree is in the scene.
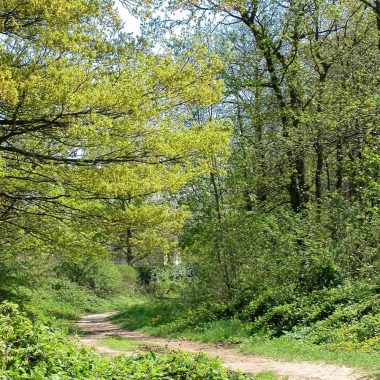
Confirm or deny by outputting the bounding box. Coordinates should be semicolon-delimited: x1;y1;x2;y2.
0;0;230;263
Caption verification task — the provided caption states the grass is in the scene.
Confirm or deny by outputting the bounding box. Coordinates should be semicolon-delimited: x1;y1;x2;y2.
241;337;380;375
100;336;160;352
254;373;282;380
111;298;183;333
110;298;250;342
184;319;251;343
112;297;380;376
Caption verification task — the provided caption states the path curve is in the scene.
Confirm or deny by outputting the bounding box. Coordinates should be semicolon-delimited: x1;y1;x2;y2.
76;312;366;380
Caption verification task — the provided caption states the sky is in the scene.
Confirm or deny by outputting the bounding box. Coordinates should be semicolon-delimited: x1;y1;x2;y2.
114;1;189;39
115;1;141;35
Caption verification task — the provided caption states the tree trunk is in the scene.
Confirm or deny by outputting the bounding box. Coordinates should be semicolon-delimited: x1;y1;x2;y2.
125;227;133;264
210;166;232;296
336;137;343;191
121;198;134;264
315;136;323;200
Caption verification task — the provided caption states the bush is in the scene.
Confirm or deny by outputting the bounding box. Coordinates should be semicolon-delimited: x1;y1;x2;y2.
241;291;285;322
54;258;137;297
137;265;192;299
298;259;342;292
24;277;105;324
233;280;380;351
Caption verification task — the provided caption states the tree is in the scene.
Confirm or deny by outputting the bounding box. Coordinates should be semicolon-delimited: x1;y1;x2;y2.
0;0;230;265
359;0;380;50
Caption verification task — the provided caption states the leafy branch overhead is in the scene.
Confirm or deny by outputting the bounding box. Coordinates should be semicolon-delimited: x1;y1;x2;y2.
0;0;230;261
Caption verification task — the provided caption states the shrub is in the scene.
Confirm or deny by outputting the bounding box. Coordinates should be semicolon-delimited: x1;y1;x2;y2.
236;280;380;350
24;277;104;324
54;258;134;297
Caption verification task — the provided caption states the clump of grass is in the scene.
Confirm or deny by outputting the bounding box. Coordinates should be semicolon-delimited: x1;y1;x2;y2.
185;319;250;343
255;372;282;380
111;298;184;333
100;336;161;352
111;298;250;343
240;337;380;374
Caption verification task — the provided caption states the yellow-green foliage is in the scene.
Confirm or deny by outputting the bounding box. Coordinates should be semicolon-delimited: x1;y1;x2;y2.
0;0;231;261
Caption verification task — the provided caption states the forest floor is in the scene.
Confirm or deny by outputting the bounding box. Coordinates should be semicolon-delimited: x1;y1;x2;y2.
76;312;369;380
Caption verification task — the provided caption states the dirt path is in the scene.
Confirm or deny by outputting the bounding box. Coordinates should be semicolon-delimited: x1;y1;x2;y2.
76;312;366;380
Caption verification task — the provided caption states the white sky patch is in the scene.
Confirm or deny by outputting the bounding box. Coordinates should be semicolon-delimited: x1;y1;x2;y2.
115;1;191;39
114;1;201;55
115;1;141;35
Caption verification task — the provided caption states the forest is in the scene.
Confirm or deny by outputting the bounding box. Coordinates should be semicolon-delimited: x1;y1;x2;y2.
0;0;380;379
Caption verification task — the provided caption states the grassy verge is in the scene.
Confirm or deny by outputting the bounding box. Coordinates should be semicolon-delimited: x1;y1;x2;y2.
241;337;380;374
112;297;380;375
110;299;250;343
111;298;183;333
26;288;144;333
100;336;162;352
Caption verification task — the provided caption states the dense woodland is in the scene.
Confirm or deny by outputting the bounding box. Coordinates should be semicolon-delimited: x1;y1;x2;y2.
1;0;380;379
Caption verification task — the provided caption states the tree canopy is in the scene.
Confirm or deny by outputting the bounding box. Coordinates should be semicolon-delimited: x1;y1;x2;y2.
0;0;230;264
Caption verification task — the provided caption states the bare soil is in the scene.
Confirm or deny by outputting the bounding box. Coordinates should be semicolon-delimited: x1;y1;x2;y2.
76;312;367;380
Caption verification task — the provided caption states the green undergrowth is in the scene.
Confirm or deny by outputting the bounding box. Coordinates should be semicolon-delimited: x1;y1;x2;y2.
21;278;142;333
0;258;142;332
0;302;259;380
243;281;380;351
111;300;250;343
